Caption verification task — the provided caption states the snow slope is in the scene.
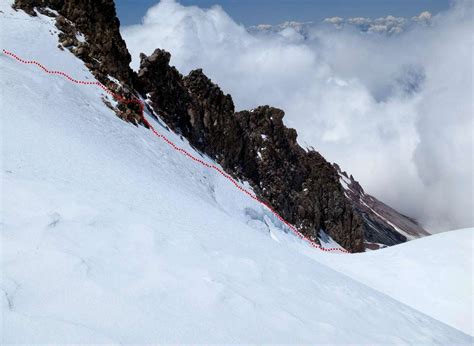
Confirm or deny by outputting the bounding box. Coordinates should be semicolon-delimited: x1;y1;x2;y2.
0;2;472;343
310;228;474;336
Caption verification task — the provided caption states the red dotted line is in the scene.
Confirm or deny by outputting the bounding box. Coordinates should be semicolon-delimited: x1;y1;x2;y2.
2;48;349;254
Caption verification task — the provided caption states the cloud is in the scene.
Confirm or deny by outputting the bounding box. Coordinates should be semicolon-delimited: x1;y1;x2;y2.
252;13;422;37
320;12;429;35
412;11;433;23
323;17;344;29
122;0;473;232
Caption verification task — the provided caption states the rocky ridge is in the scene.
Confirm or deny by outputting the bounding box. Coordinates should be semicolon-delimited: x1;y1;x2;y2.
12;0;428;252
136;49;365;252
13;0;143;124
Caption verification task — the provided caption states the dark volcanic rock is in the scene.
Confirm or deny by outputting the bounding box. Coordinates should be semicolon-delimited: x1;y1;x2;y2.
235;107;364;251
136;49;192;132
136;49;246;173
13;0;142;124
14;0;132;84
136;49;365;252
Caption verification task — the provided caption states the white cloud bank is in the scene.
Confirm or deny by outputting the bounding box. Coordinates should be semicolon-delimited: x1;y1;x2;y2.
321;12;431;35
122;0;473;232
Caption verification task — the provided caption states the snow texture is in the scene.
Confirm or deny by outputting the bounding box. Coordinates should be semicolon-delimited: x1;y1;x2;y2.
311;228;474;336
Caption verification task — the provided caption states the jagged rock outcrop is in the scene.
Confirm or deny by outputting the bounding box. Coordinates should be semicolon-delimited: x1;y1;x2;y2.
13;0;143;124
136;49;365;252
136;50;246;173
235;107;364;251
13;0;132;84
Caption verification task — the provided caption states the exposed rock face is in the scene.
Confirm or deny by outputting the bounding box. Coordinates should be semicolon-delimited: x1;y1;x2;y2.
136;49;365;252
335;164;430;249
14;0;132;84
136;50;246;172
13;0;143;124
235;107;364;251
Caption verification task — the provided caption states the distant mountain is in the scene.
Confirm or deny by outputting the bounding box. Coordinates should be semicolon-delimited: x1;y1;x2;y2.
248;12;432;37
334;164;430;250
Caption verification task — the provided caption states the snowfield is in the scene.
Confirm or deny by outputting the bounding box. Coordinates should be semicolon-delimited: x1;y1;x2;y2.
311;228;474;336
1;1;473;343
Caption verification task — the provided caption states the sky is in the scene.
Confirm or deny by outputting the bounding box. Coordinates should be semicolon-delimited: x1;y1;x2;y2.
115;0;451;26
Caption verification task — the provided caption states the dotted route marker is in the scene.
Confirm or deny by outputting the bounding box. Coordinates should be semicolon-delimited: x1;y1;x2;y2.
2;48;349;254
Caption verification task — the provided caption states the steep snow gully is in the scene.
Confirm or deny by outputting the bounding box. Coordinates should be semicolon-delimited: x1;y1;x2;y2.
2;48;348;254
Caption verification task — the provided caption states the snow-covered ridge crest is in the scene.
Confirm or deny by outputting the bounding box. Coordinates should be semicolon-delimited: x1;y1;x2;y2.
0;1;472;343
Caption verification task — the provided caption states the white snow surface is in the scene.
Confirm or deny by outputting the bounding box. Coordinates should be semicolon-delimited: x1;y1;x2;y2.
1;2;473;343
311;228;474;336
318;230;345;251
